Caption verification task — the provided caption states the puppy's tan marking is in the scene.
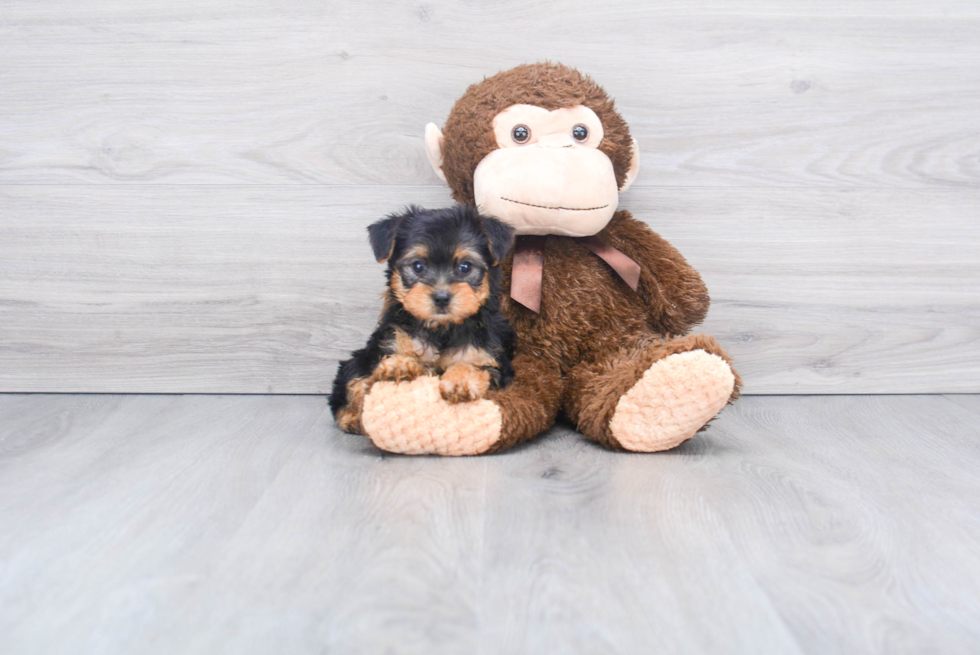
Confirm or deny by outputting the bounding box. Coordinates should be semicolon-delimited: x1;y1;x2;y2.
401;245;429;261
380;287;394;315
454;247;481;264
391;327;417;356
445;278;490;323
336;376;371;434
390;270;410;304
373;354;424;382
392;271;445;327
439;363;492;403
436;345;498;371
388;327;438;364
401;283;438;322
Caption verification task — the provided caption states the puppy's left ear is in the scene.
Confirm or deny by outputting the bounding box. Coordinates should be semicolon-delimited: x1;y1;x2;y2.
367;207;414;263
480;215;515;265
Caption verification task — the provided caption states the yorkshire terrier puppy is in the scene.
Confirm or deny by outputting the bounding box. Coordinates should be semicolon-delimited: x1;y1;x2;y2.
330;204;516;435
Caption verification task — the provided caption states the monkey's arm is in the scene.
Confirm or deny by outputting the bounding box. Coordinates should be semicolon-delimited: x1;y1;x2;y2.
600;210;710;336
359;351;562;455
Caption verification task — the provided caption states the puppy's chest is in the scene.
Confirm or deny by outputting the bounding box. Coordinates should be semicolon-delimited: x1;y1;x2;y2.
386;328;492;370
407;336;440;363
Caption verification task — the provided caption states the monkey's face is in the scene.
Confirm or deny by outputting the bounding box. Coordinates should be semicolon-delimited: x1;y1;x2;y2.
471;104;631;237
424;64;641;237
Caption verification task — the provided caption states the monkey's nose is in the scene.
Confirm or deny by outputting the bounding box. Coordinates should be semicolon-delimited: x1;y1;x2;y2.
432;290;451;310
537;133;575;148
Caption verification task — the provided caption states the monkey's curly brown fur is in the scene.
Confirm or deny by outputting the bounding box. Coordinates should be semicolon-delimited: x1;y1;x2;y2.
479;211;741;452
442;62;635;203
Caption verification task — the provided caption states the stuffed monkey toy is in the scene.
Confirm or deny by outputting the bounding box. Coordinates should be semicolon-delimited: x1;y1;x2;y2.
344;62;741;455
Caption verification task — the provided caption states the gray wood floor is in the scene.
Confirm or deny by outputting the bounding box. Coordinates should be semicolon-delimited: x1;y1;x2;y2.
2;394;978;654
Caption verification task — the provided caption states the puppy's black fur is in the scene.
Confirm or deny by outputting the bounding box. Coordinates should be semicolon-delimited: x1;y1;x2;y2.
330;205;516;432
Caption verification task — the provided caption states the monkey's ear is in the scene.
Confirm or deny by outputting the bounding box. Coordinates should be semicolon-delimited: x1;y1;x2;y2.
424;123;448;183
367;209;411;263
480;214;516;265
619;137;641;193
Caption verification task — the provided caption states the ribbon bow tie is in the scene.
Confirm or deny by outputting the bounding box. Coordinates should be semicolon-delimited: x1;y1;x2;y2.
509;234;642;313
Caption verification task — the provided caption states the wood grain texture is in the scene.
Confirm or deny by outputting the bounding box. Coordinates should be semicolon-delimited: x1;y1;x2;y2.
2;0;979;394
1;185;977;394
942;394;980;417
1;394;979;654
0;2;978;187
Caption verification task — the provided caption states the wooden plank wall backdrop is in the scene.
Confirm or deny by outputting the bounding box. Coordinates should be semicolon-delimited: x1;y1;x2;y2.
1;0;978;394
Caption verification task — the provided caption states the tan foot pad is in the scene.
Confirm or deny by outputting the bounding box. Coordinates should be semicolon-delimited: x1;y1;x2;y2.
609;349;735;452
361;376;503;456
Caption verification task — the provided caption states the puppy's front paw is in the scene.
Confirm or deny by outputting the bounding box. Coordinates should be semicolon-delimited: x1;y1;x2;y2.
439;364;491;403
373;355;424;382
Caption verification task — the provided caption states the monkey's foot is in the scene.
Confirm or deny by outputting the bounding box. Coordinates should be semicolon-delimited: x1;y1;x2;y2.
362;376;502;456
608;350;735;452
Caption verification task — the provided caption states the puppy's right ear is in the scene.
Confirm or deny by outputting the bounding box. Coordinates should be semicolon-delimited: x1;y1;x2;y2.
367;208;413;263
480;214;516;265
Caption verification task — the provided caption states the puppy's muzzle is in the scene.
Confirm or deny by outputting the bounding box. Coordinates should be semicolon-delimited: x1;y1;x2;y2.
431;290;452;312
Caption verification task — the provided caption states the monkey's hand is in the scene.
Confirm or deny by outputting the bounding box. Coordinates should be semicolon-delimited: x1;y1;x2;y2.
601;211;710;336
360;354;560;456
361;376;502;456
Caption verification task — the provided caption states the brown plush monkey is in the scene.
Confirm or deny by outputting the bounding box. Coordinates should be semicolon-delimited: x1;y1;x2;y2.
351;62;741;456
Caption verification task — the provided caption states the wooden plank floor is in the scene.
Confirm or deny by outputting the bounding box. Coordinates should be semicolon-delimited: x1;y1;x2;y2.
1;394;978;654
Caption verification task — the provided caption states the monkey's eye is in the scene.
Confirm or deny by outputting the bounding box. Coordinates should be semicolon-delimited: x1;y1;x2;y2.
412;261;426;274
511;125;530;144
457;261;472;275
572;124;589;142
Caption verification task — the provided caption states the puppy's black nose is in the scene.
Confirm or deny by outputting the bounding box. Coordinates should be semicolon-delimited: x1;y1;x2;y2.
432;290;451;309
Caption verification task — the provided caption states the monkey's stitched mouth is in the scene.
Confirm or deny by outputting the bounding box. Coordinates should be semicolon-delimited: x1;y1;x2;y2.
501;197;609;212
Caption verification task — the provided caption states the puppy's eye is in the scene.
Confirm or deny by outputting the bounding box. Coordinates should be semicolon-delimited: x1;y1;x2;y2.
412;261;426;274
511;125;530;144
572;124;589;142
457;261;472;274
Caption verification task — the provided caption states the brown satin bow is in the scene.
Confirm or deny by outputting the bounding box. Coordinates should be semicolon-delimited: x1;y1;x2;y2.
509;235;642;313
